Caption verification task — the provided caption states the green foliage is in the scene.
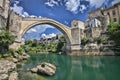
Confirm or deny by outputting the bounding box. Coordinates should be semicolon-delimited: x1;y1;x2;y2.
108;22;120;47
93;37;102;44
21;36;66;54
16;47;24;55
0;30;15;57
101;38;108;44
108;22;120;54
81;37;89;45
31;40;37;47
25;40;32;45
0;30;15;46
56;36;66;52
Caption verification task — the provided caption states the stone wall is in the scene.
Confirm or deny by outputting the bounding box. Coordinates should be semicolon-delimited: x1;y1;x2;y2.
9;11;22;41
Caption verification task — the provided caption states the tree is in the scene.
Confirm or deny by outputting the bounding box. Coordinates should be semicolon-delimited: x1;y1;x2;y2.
25;40;32;45
0;30;15;57
81;37;89;45
94;37;102;44
108;22;120;52
56;36;66;52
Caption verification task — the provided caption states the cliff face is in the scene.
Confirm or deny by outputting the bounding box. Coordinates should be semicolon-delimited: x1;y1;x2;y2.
0;0;10;30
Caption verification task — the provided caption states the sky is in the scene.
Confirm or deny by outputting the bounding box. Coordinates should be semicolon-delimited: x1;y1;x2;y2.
10;0;120;40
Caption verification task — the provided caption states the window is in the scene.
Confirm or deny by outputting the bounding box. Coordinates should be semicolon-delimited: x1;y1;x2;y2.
112;10;116;16
107;12;110;16
113;18;117;22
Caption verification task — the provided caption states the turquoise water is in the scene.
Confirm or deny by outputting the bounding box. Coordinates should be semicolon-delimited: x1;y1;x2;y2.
19;53;120;80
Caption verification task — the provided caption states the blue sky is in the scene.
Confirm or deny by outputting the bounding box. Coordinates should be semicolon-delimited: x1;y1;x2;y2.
10;0;120;40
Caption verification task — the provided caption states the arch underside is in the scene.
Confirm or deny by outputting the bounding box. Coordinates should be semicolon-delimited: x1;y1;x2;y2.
21;20;72;45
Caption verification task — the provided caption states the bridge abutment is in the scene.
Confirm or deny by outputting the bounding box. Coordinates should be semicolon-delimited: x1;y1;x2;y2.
70;20;85;51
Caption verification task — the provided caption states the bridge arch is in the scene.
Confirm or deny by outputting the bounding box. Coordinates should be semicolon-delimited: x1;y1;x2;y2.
19;18;72;46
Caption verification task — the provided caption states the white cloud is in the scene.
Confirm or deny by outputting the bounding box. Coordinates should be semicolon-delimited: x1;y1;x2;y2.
11;1;24;16
23;12;29;17
65;0;80;14
45;0;88;14
45;2;54;7
24;25;55;40
30;15;37;18
11;0;42;18
45;0;59;7
112;0;120;5
87;0;120;8
38;16;42;18
86;0;105;8
80;5;87;13
41;33;56;38
64;21;69;25
26;24;55;34
26;28;37;33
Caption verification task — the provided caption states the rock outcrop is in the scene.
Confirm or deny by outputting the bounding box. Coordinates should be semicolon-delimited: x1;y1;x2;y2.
31;62;56;76
12;53;30;63
0;60;18;80
9;71;18;80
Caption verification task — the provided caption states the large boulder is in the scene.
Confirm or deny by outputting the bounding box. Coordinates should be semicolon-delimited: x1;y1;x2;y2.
18;53;30;61
31;62;56;76
22;53;30;60
31;67;38;73
12;58;18;63
9;71;18;80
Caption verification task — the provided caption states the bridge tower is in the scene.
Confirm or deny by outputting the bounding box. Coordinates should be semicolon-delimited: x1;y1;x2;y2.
71;20;85;51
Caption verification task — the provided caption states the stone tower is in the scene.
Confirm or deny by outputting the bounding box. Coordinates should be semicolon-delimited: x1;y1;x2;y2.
71;20;85;50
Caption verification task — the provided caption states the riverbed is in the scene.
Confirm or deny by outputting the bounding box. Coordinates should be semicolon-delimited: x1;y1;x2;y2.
19;53;120;80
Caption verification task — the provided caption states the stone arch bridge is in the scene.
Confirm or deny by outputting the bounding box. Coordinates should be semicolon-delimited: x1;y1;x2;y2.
9;15;84;53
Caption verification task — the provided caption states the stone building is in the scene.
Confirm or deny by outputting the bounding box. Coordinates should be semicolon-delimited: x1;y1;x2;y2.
85;2;120;39
83;3;120;51
85;18;102;39
84;5;113;40
103;2;120;24
0;0;10;29
88;8;104;20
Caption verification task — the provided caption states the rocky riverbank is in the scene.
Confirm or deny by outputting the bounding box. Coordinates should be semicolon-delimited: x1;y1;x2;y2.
0;60;18;80
12;53;30;63
0;52;30;80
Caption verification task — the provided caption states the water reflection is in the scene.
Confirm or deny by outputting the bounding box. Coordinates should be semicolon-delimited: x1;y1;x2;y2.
19;54;120;80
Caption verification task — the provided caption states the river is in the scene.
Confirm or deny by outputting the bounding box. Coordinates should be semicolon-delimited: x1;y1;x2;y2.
19;53;120;80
